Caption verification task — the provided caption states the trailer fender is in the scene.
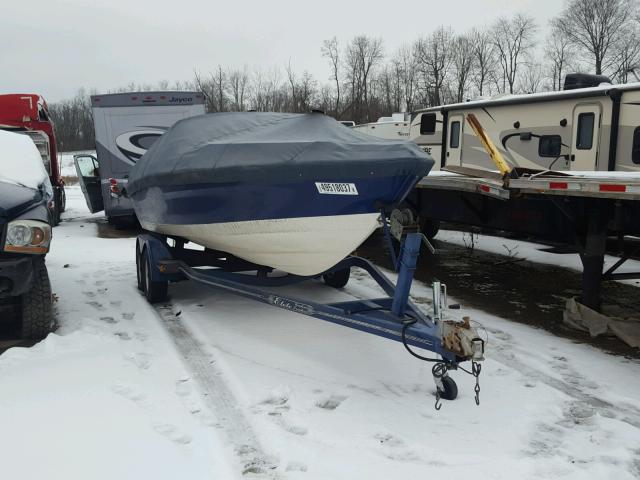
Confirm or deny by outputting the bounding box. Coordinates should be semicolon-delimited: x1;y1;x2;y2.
137;234;181;283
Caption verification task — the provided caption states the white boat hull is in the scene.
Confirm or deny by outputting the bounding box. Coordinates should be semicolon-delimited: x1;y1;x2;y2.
141;213;380;276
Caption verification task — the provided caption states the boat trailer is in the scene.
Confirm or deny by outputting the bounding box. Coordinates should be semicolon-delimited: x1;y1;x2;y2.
136;212;485;409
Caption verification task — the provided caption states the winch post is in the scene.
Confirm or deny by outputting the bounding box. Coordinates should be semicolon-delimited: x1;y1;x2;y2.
391;233;422;317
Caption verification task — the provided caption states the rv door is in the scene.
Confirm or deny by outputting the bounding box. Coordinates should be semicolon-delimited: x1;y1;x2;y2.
571;104;601;170
446;114;464;165
74;154;104;213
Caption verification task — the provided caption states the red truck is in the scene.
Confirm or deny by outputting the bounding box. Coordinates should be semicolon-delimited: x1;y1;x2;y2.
0;94;65;225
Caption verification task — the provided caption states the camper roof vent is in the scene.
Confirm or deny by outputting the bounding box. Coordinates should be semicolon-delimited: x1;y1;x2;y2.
563;73;612;91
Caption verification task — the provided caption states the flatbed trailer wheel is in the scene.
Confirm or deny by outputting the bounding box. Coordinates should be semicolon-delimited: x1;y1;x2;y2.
322;267;350;289
135;241;144;291
142;248;168;303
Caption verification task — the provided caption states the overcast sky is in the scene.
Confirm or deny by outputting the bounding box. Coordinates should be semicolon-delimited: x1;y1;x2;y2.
1;0;564;103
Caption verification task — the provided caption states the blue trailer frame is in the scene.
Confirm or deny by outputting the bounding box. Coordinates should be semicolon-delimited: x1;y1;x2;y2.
136;226;484;405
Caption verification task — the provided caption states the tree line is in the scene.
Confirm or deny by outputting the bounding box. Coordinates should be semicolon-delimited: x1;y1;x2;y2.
51;0;640;151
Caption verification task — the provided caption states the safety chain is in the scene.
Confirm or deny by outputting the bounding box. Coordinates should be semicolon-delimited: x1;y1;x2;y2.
472;361;482;405
432;363;448;411
432;361;483;411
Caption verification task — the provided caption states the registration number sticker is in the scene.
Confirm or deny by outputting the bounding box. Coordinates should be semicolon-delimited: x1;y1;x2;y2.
315;182;359;195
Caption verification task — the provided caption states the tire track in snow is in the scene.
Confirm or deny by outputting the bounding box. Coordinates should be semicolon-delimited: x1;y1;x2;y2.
154;304;281;478
488;329;640;430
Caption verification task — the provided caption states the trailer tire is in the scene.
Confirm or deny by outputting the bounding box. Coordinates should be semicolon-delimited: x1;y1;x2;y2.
142;248;168;303
135;241;144;291
438;376;458;401
20;257;54;340
322;267;350;289
420;218;440;240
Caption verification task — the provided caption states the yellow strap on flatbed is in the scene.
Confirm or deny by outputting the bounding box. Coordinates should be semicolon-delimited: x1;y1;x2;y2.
466;113;512;176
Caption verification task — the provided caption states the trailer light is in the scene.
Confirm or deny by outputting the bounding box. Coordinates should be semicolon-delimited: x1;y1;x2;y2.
109;178;120;194
4;220;51;254
599;184;626;193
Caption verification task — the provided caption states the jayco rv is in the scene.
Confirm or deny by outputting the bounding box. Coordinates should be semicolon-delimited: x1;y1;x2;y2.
409;74;640;173
75;91;206;224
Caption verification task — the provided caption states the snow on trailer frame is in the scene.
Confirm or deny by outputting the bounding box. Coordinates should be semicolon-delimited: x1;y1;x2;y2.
135;212;486;410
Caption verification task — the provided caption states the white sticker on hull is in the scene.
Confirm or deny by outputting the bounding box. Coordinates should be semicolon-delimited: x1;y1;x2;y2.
315;182;359;195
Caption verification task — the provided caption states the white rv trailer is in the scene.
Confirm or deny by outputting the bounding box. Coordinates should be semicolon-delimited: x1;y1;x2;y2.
402;75;640;312
75;92;206;224
352;113;411;140
408;74;640;173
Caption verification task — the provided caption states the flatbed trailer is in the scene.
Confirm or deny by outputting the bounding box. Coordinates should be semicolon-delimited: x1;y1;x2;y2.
135;212;486;410
410;168;640;311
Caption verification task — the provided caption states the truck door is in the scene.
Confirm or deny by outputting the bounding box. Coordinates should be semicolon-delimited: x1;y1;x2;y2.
446;115;464;165
571;104;601;170
74;154;104;213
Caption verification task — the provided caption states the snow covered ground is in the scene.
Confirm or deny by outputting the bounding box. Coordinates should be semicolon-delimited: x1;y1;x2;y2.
437;229;640;288
0;186;639;479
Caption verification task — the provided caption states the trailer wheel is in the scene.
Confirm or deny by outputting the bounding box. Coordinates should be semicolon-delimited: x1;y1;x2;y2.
135;241;144;291
322;267;350;289
21;256;54;340
438;376;458;401
142;248;168;303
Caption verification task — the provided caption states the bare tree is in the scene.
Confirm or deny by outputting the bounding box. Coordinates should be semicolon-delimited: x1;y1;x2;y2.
519;63;545;93
470;28;498;97
344;35;384;122
610;22;640;81
545;19;575;90
493;14;538;93
227;67;249;111
321;37;341;117
393;44;418;111
414;26;454;106
452;34;476;102
556;0;637;75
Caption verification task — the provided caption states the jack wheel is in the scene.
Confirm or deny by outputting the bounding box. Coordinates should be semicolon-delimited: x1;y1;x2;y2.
438;376;458;401
322;267;350;289
142;248;168;303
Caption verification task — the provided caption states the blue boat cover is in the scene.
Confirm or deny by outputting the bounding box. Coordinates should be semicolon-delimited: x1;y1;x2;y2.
126;112;433;194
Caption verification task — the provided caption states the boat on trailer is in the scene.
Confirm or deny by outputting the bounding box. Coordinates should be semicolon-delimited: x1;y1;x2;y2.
126;111;433;276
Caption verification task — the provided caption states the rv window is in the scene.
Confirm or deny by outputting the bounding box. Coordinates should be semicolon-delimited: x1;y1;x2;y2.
450;121;461;148
577;112;595;150
539;135;562;157
633;127;640;164
420;113;437;135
